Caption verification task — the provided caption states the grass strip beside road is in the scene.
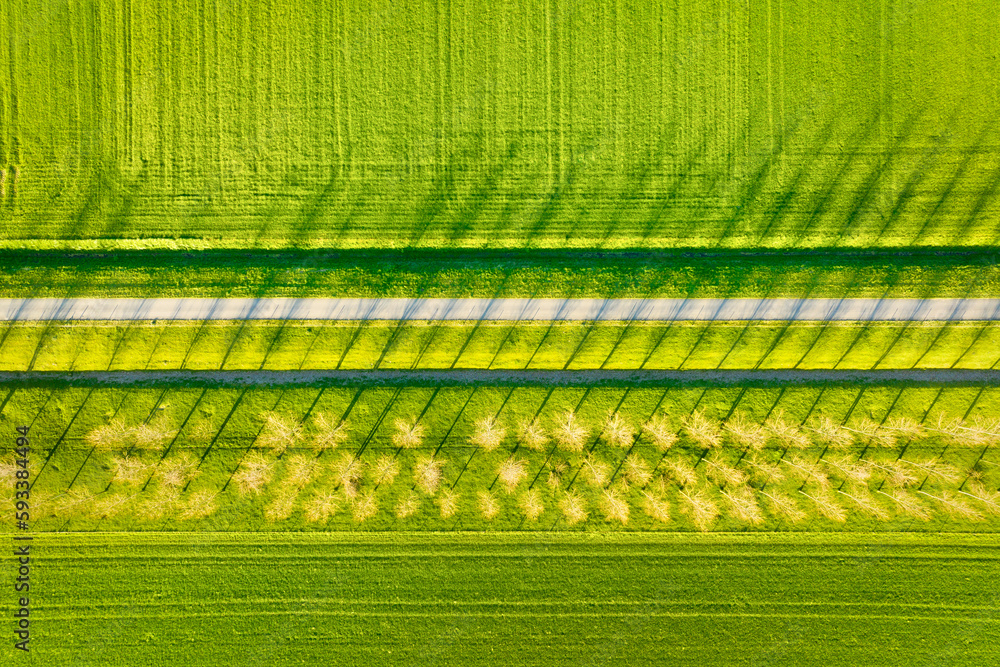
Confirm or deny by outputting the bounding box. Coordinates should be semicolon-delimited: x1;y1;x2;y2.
3;248;1000;299
2;321;998;372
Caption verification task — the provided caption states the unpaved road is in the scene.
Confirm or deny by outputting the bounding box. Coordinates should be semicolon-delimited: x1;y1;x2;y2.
1;369;996;387
1;297;1000;321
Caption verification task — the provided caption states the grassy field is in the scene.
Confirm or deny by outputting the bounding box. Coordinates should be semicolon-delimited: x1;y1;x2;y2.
3;1;1000;662
0;533;996;665
4;320;1000;372
2;1;999;248
3;384;999;533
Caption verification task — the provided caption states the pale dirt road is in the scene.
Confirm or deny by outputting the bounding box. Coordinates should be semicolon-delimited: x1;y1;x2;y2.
1;297;1000;321
1;369;996;386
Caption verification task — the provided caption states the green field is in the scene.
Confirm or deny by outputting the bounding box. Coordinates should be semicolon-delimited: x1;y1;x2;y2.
1;533;997;666
4;1;1000;663
4;320;1000;372
2;1;999;248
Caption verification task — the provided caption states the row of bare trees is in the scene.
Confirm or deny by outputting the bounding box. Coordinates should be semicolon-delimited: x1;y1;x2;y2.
80;409;1000;456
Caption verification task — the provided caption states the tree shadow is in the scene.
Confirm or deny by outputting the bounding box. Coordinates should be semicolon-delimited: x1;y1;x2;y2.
793;109;883;244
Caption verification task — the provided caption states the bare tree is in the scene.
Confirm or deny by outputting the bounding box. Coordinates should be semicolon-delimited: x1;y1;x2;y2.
663;458;698;488
395;492;421;519
519;489;545;521
721;487;764;525
621;453;653;488
132;423;176;452
765;412;811;450
392;419;425;450
86;420;134;452
413;456;446;495
233;453;275;496
304;490;341;523
436;489;460;519
283;454;320;489
642;415;678;452
352;493;379;522
265;489;298;522
837;486;889;520
92;492;137;519
477;490;501;520
370;455;401;487
187;420;217;444
782;457;831;489
904;459;962;486
553;411;588;452
156;452;201;488
109;456;152;486
517;418;549;452
678;488;719;532
761;491;806;523
744;456;784;485
602;412;635;449
309;413;349;453
330;454;366;498
808;415;854;450
256;412;303;455
883;416;925;442
960;482;1000;516
704;457;747;488
471;416;507;452
580;454;611;488
845;418;895;448
918;490;984;521
641;492;670;523
559;491;588;526
799;489;847;522
724;414;766;451
135;486;181;521
545;460;569;490
599;488;630;525
823;455;872;485
496;457;529;494
875;488;932;521
681;411;722;449
867;458;919;488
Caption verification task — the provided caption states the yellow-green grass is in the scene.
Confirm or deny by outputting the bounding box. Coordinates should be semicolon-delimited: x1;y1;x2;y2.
2;533;998;665
3;320;1000;372
2;1;998;248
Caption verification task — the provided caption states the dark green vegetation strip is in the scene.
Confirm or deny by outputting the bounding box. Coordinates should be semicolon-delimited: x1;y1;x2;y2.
3;369;1000;388
3;533;998;666
3;248;1000;298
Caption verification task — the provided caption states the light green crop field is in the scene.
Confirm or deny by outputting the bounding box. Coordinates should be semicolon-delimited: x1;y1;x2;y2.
4;320;1000;372
0;533;997;666
2;1;999;248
